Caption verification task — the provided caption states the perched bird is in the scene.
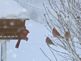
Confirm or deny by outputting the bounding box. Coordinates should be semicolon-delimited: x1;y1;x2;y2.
15;29;29;48
19;29;29;38
64;31;71;41
46;37;54;45
52;27;60;37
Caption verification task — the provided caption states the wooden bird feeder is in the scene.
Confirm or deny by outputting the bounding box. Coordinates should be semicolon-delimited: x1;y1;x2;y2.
0;18;29;48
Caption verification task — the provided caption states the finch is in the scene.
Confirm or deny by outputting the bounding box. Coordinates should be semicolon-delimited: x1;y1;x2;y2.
64;31;71;41
46;37;54;45
15;29;29;48
52;27;60;37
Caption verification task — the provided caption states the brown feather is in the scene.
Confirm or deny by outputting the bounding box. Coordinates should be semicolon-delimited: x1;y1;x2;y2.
52;28;60;37
64;31;71;41
46;37;54;45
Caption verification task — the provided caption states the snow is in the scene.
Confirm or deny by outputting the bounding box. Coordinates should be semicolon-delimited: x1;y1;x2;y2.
0;0;52;61
0;0;71;61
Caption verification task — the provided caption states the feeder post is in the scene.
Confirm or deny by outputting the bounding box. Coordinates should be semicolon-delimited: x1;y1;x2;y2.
1;40;7;61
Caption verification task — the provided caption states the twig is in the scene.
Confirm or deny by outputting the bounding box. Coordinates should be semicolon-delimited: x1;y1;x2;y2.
48;45;58;61
40;48;52;61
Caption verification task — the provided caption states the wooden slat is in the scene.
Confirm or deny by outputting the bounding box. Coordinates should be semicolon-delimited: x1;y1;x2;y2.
0;19;25;27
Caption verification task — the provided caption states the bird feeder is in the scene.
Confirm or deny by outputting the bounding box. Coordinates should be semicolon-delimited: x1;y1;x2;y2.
0;18;29;48
0;18;29;61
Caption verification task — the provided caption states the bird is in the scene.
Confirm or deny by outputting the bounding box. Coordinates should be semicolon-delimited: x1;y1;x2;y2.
46;37;54;45
64;31;71;41
15;29;29;48
19;29;29;38
52;27;60;37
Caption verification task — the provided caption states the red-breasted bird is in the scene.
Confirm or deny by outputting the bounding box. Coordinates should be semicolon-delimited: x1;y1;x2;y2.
52;27;60;37
15;29;29;48
46;37;54;45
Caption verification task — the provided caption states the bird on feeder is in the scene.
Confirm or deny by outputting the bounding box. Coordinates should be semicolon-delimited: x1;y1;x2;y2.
15;29;29;48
